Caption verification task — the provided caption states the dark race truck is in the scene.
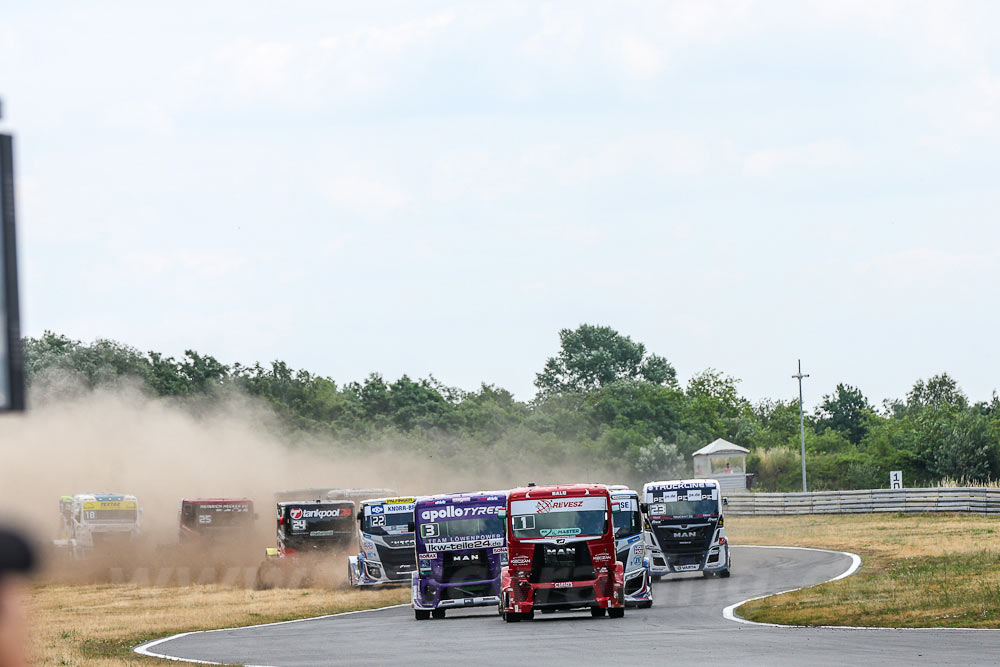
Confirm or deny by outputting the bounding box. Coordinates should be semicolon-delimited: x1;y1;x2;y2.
256;499;355;588
500;484;625;621
641;479;730;578
348;496;418;586
179;499;255;541
411;491;507;620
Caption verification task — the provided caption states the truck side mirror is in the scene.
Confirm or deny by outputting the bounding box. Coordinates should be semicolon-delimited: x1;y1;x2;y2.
498;508;507;518
639;503;648;514
722;497;728;506
407;522;415;533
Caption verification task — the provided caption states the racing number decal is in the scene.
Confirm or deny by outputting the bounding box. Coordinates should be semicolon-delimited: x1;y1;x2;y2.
512;515;535;531
420;523;440;539
370;515;385;527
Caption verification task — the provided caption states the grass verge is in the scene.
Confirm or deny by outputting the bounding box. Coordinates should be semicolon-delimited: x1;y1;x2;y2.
727;513;1000;628
27;583;408;666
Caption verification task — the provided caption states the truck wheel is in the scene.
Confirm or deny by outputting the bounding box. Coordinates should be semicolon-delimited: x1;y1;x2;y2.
431;609;446;619
524;610;534;620
608;607;625;618
503;611;521;623
414;609;431;620
719;569;731;578
590;607;606;617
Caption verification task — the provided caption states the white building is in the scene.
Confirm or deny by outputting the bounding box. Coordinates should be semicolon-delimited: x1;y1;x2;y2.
692;438;750;493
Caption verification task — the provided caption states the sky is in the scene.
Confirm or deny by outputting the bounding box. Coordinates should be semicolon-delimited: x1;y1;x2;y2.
1;1;999;407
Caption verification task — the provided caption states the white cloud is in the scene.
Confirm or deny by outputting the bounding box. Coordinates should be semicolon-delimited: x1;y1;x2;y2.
742;139;861;176
854;248;1000;290
323;174;406;218
613;34;663;79
123;250;247;280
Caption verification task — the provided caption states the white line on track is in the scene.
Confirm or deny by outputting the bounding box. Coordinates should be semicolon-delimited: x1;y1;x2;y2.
133;603;409;664
724;545;999;631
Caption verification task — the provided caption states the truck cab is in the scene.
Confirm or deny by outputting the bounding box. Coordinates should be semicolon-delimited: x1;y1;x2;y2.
499;484;625;621
608;486;653;608
641;479;730;578
56;493;141;557
271;500;355;556
179;498;255;541
348;496;418;586
411;491;507;620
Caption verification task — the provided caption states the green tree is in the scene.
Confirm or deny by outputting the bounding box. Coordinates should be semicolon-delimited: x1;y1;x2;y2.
534;324;675;396
816;384;873;444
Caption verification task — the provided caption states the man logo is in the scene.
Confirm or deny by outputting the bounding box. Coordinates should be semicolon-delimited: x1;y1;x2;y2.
673;531;696;538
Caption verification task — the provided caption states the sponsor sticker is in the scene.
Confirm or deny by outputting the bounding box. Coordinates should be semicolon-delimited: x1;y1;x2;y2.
675;564;700;572
592;552;612;562
83;501;137;511
419;504;501;522
418;553;437;560
425;537;504;552
511;496;607;515
554;582;573;588
511;555;530;566
386;497;416;504
493;547;507;554
290;508;303;520
539;528;581;537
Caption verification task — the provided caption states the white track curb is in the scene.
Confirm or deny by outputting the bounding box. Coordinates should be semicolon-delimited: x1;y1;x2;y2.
724;545;999;631
722;545;861;627
133;603;408;664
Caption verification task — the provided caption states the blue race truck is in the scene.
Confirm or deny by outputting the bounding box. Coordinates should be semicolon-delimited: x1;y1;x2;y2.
348;496;418;586
411;491;507;620
608;486;653;607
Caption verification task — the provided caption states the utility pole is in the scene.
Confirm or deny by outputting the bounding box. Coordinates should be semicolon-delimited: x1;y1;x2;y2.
792;359;809;492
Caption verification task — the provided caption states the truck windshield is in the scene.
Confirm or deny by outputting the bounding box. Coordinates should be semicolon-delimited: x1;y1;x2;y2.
187;506;252;529
419;516;503;540
363;509;414;536
612;506;642;538
511;511;607;538
647;488;719;517
85;509;137;522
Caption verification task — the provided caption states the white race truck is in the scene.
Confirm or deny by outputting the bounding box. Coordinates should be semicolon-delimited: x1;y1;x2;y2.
347;496;418;586
641;479;730;578
608;485;654;607
55;493;141;558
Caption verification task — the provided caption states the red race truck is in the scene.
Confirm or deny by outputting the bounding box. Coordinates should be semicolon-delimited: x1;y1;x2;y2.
499;484;625;622
179;499;256;541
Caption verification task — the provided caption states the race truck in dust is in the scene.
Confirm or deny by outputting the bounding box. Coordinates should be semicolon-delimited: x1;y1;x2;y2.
608;485;653;607
348;496;418;586
411;491;507;620
179;498;256;541
256;499;355;588
641;479;730;578
499;484;625;621
55;494;141;558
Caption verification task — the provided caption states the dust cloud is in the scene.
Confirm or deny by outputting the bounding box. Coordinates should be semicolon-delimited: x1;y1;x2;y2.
0;376;615;582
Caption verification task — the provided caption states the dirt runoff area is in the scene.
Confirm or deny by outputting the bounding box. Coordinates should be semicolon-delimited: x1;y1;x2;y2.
727;512;1000;628
26;582;408;666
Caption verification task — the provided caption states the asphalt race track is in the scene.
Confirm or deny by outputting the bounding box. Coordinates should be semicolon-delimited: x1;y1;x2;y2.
137;545;1000;666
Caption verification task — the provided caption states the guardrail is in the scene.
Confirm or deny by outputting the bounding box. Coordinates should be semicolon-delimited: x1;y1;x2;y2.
725;488;1000;515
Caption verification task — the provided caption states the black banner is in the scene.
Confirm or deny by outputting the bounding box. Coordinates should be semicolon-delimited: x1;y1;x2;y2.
0;132;24;411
